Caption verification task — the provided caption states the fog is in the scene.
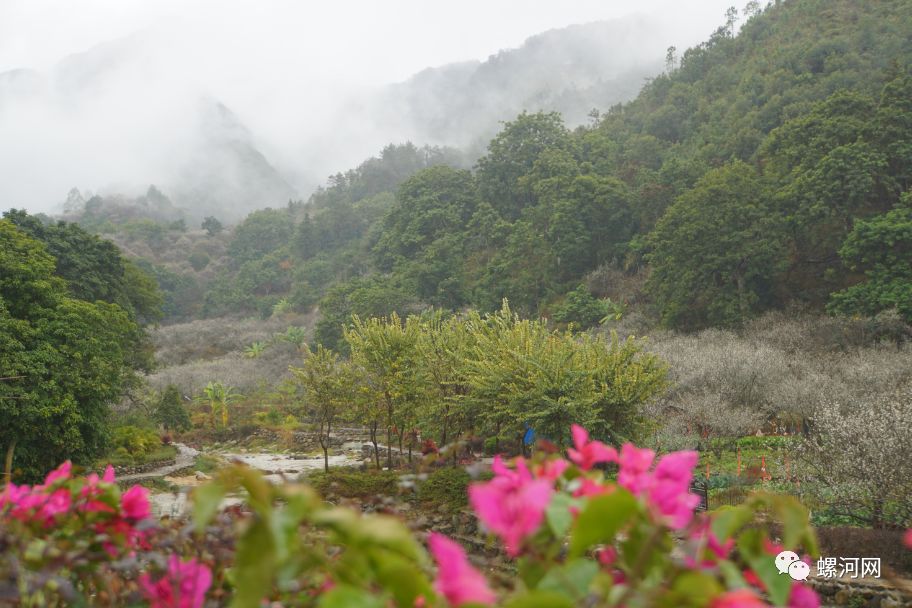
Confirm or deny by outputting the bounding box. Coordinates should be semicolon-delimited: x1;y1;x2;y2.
0;0;737;220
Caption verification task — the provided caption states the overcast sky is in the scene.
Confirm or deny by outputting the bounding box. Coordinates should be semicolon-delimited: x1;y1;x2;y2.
1;0;735;82
0;1;737;214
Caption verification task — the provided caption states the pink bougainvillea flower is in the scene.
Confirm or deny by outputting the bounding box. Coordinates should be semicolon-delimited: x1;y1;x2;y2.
596;546;617;567
567;424;617;471
904;529;912;549
617;444;655;495
121;485;151;520
139;555;212;608
40;488;72;522
689;521;735;561
743;569;765;591
788;583;820;608
616;444;699;530
469;456;553;556
710;588;767;608
763;538;784;556
648;450;699;529
0;483;30;511
534;458;569;482
572;477;612;499
43;461;72;486
428;532;496;606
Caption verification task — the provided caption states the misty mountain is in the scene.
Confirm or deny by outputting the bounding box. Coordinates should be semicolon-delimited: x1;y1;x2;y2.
372;16;671;153
0;32;298;222
0;14;682;221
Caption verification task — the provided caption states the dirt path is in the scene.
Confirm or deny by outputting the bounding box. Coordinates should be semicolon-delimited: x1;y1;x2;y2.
118;443;200;482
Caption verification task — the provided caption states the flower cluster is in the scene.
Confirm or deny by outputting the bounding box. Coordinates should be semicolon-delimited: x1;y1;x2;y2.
139;555;212;608
1;461;216;607
430;425;822;607
0;461;150;531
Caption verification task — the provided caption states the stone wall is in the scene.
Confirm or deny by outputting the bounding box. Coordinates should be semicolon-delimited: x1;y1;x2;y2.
810;577;912;607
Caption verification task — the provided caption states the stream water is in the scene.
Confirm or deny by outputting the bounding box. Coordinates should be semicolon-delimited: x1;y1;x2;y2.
147;446;363;517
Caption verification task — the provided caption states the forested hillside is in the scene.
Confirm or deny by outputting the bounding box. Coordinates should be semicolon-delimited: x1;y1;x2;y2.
0;213;161;479
105;0;912;346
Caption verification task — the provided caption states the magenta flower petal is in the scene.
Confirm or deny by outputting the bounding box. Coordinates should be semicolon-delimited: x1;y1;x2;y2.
567;424;617;470
429;533;495;606
140;556;211;608
788;583;820;608
43;461;72;486
121;485;151;520
469;457;553;556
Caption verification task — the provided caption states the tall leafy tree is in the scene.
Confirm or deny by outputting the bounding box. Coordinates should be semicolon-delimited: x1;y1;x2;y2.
476;111;572;220
0;221;141;480
344;313;426;468
647;161;785;329
290;345;355;471
828;193;912;321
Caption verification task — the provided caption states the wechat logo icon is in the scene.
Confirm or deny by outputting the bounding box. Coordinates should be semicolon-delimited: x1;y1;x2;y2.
775;550;809;581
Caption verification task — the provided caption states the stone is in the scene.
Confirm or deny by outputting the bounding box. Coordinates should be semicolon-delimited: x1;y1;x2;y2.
194;471;212;481
834;590;852;605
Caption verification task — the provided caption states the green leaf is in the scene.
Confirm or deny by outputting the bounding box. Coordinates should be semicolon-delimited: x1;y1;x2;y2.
372;551;433;608
737;529;791;606
537;558;598;600
709;504;753;542
230;518;277;608
192;481;227;533
661;571;723;607
318;585;386;608
503;590;576;608
569;490;638;557
545;492;578;538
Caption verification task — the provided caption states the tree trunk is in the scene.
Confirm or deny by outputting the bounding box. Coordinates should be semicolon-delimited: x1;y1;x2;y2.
385;393;393;470
321;419;331;473
4;439;16;484
440;403;450;447
370;421;381;470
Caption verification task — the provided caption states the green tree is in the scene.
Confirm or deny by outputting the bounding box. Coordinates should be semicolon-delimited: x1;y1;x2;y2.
476;111;571;220
227;208;294;265
0;220;142;481
290;345;354;471
198;382;243;429
552;286;613;329
828;193;912;321
647;161;785;329
344;313;426;468
413;311;476;447
3;209;163;325
201;216;223;236
155;385;191;432
461;302;665;449
315;277;421;353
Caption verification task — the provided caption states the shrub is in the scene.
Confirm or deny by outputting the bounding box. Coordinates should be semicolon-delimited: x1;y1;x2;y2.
188;250;210;271
551;285;613;329
154;384;192;432
307;468;400;500
111;426;161;458
418;466;471;512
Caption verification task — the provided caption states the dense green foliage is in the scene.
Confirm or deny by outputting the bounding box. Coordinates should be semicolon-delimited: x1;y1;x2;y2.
160;0;912;332
0;220;152;481
314;304;666;467
3;209;163;325
155;384;192;432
